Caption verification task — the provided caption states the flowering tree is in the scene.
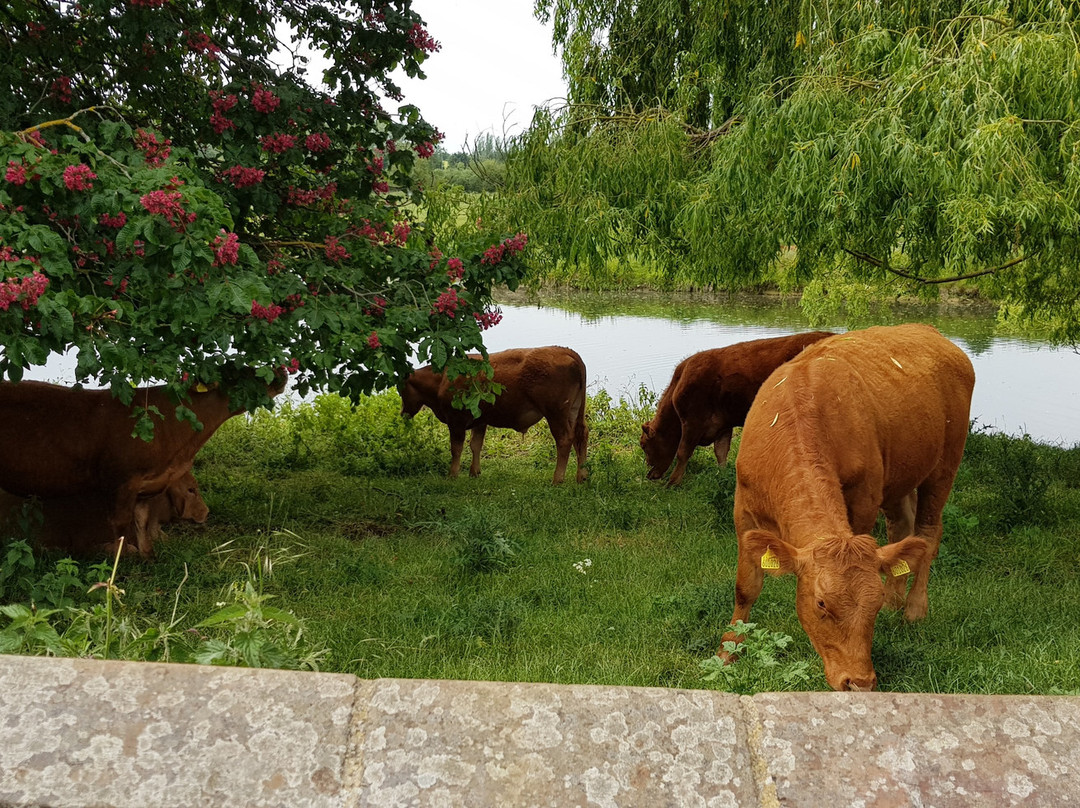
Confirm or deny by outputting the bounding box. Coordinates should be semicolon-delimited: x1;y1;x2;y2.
0;0;526;425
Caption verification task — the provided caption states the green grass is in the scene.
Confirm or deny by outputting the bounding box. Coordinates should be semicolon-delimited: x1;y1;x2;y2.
4;393;1080;694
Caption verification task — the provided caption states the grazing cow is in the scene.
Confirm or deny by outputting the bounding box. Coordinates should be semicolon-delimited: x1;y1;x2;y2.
400;346;589;484
0;470;209;556
0;379;276;558
641;332;833;485
720;324;974;691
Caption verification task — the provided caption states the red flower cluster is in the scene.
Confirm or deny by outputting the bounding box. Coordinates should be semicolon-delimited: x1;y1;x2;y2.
481;232;529;265
267;258;285;275
261;133;297;153
281;358;301;375
373;180;389;194
432;288;460;318
141;190;196;231
392;220;411;246
285;182;337;207
305;132;332;153
474;307;503;331
209;91;238;134
63;164;97;192
363;295;387;317
428;247;443;269
0;270;49;312
407;23;440;53
367;331;380;349
98;212;127;228
251;300;284;323
366;154;384;174
212;231;240;266
5;161;27;186
185;31;220;60
220;165;267;189
416;141;435;159
324;236;350;262
446;257;464;281
134;129;172;167
50;76;72;104
130;0;168;7
252;87;281;114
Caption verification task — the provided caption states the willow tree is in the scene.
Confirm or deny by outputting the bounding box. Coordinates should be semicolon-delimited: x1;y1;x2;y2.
511;0;1080;340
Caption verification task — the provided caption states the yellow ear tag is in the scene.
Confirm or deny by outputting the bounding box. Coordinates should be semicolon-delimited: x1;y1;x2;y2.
761;547;780;570
890;559;911;577
194;383;209;393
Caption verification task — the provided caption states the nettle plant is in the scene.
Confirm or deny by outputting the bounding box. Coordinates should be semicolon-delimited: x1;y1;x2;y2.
0;0;526;419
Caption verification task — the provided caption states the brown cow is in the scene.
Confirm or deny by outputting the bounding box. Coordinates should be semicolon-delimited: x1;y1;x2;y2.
0;469;209;557
720;324;974;691
641;332;833;485
0;379;277;558
400;346;589;484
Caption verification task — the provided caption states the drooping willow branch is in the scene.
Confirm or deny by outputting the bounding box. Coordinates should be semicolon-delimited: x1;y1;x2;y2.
843;248;1034;284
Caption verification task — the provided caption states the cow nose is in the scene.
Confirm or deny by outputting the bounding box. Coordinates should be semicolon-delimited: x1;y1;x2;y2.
842;675;877;692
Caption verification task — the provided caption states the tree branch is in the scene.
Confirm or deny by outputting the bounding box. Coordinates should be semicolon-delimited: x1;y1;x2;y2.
842;248;1033;284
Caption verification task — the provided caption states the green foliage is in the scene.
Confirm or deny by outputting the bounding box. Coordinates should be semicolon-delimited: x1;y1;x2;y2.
700;621;814;693
448;507;521;575
961;427;1057;530
1;1;527;415
513;1;1080;341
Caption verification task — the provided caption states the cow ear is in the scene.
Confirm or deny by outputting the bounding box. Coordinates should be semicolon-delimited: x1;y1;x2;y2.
740;529;801;576
876;536;929;578
641;422;652;437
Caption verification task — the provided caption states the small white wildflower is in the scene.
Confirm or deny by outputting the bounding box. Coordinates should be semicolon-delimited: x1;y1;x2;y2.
573;558;593;575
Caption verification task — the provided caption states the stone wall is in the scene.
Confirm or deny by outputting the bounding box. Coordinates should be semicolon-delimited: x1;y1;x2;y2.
1;655;1078;806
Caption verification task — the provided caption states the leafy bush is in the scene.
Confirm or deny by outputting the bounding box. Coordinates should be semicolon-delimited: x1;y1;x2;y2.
448;507;521;575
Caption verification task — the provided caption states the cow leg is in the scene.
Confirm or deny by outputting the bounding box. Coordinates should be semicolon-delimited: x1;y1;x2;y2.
667;423;707;487
713;430;733;466
718;542;766;662
905;478;952;621
549;418;573;485
448;426;467;478
468;425;487;477
573;419;589;483
881;491;917;611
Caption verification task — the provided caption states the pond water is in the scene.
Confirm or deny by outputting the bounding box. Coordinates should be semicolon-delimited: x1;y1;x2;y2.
20;290;1080;446
484;292;1080;447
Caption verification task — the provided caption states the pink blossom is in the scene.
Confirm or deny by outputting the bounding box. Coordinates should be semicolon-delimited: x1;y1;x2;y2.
0;270;49;312
251;300;284;323
260;133;297;153
220;165;266;189
134;128;171;167
407;23;440;53
209;91;238;134
474;307;503;331
212;231;240;266
416;141;435;159
428;247;443;269
267;258;285;275
185;31;220;59
363;295;387;317
446;257;464;281
281;358;300;374
432;287;460;318
392;220;411;246
252;87;281;114
367;331;380;349
140;190;196;231
324;236;350;262
5;162;27;186
99;212;127;228
481;232;528;265
63;164;97;192
305;132;331;153
50;76;72;104
373;179;389;194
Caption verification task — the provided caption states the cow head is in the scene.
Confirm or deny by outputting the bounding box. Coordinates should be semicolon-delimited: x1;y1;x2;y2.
640;421;674;480
399;376;424;418
166;471;209;524
741;529;928;691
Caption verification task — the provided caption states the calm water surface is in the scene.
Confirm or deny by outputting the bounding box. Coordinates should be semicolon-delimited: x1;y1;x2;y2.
483;294;1079;447
22;293;1079;445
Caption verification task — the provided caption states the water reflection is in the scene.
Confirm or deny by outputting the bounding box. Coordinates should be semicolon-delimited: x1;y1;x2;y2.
483;298;1078;447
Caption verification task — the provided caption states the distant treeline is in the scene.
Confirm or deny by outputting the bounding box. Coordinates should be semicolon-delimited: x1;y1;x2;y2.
415;133;506;193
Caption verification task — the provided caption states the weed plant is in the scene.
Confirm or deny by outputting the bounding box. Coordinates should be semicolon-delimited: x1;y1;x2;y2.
3;391;1080;695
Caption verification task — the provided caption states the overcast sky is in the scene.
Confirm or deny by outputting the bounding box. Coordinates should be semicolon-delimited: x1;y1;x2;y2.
393;1;568;150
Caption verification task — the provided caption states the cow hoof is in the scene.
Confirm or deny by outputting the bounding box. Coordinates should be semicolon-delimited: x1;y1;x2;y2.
904;600;929;622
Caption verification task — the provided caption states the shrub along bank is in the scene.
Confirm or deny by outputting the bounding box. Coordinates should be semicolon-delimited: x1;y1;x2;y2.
2;391;1079;694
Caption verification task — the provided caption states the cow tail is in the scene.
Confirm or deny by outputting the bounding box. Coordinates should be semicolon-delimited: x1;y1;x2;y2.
574;352;589;454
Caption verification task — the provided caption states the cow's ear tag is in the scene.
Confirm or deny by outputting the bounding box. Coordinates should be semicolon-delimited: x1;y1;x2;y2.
760;547;780;570
890;559;911;577
194;383;209;392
